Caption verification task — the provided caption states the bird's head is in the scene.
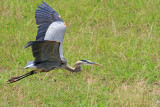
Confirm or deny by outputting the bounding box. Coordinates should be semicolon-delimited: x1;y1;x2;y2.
77;60;103;66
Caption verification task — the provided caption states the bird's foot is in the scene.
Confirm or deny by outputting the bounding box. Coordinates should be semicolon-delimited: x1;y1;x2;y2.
7;77;20;83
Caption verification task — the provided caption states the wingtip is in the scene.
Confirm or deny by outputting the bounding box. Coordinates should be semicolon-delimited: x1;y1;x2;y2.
23;47;27;50
42;1;48;6
42;1;45;4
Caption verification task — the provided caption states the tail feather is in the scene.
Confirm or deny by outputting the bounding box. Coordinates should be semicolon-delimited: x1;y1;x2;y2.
7;70;37;83
24;61;35;69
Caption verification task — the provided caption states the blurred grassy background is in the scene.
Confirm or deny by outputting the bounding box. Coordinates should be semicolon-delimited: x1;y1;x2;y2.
0;0;160;106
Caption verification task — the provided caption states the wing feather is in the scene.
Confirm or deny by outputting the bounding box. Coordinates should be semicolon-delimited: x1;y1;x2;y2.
35;1;64;41
44;21;66;58
25;41;61;62
34;1;66;62
24;41;62;70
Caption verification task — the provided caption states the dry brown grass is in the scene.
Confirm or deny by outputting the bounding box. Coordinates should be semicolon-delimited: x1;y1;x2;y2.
108;79;160;106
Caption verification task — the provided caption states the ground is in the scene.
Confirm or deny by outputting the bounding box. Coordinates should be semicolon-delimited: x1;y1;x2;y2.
0;0;160;106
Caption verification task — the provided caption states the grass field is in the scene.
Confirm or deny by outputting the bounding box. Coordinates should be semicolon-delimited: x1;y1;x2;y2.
0;0;160;106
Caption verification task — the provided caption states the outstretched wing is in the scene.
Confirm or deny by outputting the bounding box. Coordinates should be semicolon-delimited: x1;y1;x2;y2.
24;41;62;71
35;1;64;41
35;1;67;59
44;21;66;59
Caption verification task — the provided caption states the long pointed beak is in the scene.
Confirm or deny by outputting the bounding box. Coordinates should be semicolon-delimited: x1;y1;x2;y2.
88;62;103;66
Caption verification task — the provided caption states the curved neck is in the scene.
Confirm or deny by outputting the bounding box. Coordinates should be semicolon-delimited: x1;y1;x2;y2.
64;62;81;72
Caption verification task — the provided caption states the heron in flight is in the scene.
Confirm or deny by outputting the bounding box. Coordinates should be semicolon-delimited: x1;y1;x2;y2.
8;1;102;83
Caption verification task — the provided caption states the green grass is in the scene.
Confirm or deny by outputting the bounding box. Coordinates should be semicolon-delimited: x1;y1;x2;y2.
0;0;160;106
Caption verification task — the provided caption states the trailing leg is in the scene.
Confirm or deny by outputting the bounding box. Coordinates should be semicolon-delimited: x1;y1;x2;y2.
7;70;37;83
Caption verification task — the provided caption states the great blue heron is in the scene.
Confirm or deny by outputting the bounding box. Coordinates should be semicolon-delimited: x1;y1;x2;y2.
7;1;102;83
